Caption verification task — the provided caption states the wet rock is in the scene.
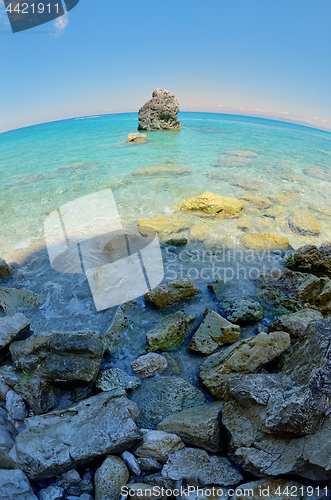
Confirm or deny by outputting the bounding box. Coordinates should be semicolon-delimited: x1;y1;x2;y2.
127;133;147;143
180;192;244;218
286;244;331;278
138;88;181;131
144;279;198;310
0;406;17;468
121;450;141;475
12;373;59;415
0;287;43;314
103;304;130;354
199;331;291;398
188;309;240;355
189;224;211;241
0;469;38;499
38;485;64;500
241;195;272;209
129;375;207;428
137;457;162;472
138;213;190;237
269;308;323;338
132;164;191;176
94;455;129;500
162;448;243;486
131;353;168;378
157;402;223;452
123;483;167;499
289;211;322;235
10;390;141;480
239;233;291;250
222;296;263;325
10;330;104;383
233;179;264;190
0;313;30;353
165;237;188;247
96;368;141;392
0;259;10;280
146;311;194;351
134;429;184;462
263;205;285;217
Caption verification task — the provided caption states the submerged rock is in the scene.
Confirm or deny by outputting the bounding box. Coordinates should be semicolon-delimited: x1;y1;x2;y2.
286;244;331;278
0;313;30;353
199;331;291;398
138;88;181;131
10;390;141;480
269;308;323;337
94;455;129;500
103;303;131;354
127;133;147;143
0;469;38;500
0;287;43;314
289;211;322;235
131;353;168;378
0;259;10;280
241;195;272;209
157;402;223;452
146;311;194;351
188;309;240;355
134;429;184;462
180;192;244;218
138;213;190;236
144;279;198;310
239;233;291;251
96;367;141;392
222;296;263;325
132;164;191;176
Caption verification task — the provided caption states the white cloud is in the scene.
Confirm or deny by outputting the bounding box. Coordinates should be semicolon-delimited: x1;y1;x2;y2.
53;13;69;36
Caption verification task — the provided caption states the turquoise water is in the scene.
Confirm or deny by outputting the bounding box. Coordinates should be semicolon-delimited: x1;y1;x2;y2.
1;112;331;259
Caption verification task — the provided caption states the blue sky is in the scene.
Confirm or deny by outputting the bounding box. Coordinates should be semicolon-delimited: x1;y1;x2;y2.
1;0;331;133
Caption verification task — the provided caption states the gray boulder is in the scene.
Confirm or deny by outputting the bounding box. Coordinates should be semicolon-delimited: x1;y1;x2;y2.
10;390;141;480
0;287;42;314
144;279;198;310
269;308;323;338
95;367;140;392
134;429;184;462
286;244;331;278
38;485;64;500
138;88;181;131
94;455;129;500
0;313;30;353
221;296;263;325
0;469;38;499
131;353;168;378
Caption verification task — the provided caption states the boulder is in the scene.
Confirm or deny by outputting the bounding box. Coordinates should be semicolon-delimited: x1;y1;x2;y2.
103;304;130;354
286;245;331;278
0;313;30;353
129;375;207;428
144;279;199;310
138;213;190;237
138;88;181;131
146;311;194;351
199;331;291;398
10;330;104;383
157;402;223;452
0;407;17;468
179;192;244;218
0;287;42;314
95;368;141;392
188;309;240;355
6;390;28;431
269;308;323;338
0;469;38;500
289;211;322;235
221;297;263;325
10;390;141;480
94;455;129;500
0;259;10;280
134;429;184;462
161;447;243;486
127;133;147;143
131;353;168;378
239;233;291;251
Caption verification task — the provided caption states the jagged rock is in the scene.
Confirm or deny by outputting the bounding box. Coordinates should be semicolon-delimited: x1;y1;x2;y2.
137;457;162;472
269;308;323;338
240;233;291;250
162;448;243;486
144;279;198;310
286;245;331;278
131;353;168;378
180;192;244;218
199;331;291;398
157;402;223;452
38;485;64;500
96;368;140;392
0;287;43;314
0;313;30;353
0;469;38;499
127;133;148;143
94;455;129;500
6;390;28;430
188;309;240;355
138;213;190;237
0;259;10;280
103;304;130;354
138;88;181;131
10;390;141;480
134;429;184;462
10;330;104;383
0;407;17;468
146;311;194;351
289;211;322;235
123;483;166;500
132;164;191;176
129;375;206;428
121;451;141;475
221;297;263;325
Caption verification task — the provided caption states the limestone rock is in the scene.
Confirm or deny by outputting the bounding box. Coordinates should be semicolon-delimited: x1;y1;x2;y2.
162;447;243;486
96;368;141;392
0;313;30;352
188;309;240;355
138;88;181;131
199;331;291;398
146;311;194;351
222;297;263;325
0;259;10;280
129;375;207;428
138;213;190;236
180;192;244;218
240;233;291;251
0;469;38;500
0;406;17;468
132;164;191;176
10;330;104;383
0;287;42;314
286;244;331;278
135;429;184;462
103;304;130;354
131;353;168;378
94;455;129;500
127;133;147;143
10;390;141;480
157;402;223;452
144;279;198;310
289;211;322;235
269;308;323;338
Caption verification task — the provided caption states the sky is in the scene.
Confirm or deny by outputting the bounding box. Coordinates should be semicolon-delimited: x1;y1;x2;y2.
1;0;331;133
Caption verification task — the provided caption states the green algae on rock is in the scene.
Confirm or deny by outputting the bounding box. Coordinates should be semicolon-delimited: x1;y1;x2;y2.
144;279;199;310
146;311;194;351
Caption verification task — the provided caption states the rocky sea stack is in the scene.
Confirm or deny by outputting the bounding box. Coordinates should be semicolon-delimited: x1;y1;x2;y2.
138;88;181;131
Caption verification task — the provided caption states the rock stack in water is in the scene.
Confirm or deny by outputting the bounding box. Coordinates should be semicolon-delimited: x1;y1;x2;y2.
138;88;181;130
